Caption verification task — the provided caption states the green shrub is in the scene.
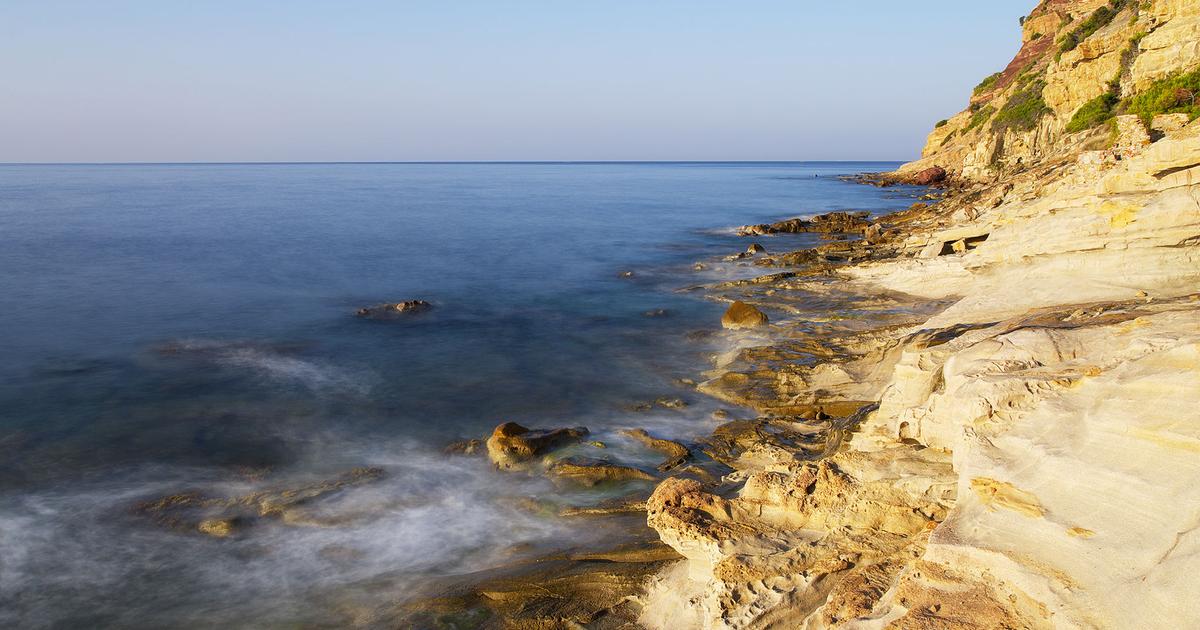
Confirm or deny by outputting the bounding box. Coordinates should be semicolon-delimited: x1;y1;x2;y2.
1065;92;1119;132
935;119;948;128
966;105;997;131
1058;0;1128;57
1124;67;1200;126
992;80;1050;132
974;72;1003;96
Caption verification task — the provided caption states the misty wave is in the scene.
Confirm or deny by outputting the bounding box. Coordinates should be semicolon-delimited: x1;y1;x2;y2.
0;444;578;627
159;339;376;395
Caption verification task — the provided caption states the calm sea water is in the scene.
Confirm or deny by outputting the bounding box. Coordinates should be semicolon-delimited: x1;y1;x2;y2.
0;162;916;627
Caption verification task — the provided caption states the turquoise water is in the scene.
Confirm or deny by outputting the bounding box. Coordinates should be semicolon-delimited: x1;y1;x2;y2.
0;162;917;627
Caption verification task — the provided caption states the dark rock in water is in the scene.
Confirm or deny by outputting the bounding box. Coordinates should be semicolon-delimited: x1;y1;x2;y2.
621;429;691;472
737;211;870;237
642;308;670;318
654;397;688;409
721;301;769;330
356;300;432;319
133;466;386;536
443;438;483;456
548;457;656;486
486;422;588;469
910;166;947;185
617;270;635;279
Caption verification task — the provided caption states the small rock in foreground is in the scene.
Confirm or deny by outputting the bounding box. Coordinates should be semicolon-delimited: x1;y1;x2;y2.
721;301;769;330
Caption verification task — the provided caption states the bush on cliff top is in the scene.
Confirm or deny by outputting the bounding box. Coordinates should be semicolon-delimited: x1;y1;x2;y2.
974;72;1003;96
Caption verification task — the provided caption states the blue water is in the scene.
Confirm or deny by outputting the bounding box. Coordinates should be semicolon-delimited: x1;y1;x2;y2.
0;162;916;627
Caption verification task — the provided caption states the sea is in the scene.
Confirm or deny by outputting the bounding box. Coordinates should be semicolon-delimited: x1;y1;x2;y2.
0;161;919;627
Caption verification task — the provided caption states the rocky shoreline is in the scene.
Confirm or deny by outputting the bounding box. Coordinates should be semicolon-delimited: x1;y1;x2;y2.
393;1;1200;626
120;2;1200;626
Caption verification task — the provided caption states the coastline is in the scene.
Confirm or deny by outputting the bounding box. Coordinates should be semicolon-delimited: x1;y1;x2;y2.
389;35;1200;624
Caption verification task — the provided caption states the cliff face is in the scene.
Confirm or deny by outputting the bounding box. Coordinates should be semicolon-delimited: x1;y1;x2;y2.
904;0;1200;182
639;1;1200;628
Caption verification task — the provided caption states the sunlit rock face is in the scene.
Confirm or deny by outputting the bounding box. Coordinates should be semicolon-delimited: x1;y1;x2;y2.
640;1;1200;627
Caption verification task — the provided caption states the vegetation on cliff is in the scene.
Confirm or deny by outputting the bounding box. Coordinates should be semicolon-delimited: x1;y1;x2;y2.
1057;0;1130;59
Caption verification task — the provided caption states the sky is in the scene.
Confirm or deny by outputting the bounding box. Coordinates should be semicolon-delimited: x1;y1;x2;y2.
0;1;1037;162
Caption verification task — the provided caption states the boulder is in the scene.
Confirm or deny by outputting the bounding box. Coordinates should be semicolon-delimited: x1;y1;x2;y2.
486;422;588;469
910;166;947;185
356;300;432;319
747;243;767;254
721;301;769;330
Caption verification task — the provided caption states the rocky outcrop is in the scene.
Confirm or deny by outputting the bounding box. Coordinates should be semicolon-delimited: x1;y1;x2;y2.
902;0;1200;183
638;2;1200;627
355;300;432;318
737;211;870;236
720;301;769;330
485;422;588;469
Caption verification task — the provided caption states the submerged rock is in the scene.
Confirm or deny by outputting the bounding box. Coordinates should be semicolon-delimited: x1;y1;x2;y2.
442;438;483;456
548;457;656;486
621;429;691;472
485;422;588;469
721;301;769;330
355;300;432;319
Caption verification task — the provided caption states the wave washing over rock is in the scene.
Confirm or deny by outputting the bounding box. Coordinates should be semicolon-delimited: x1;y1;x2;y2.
622;2;1200;628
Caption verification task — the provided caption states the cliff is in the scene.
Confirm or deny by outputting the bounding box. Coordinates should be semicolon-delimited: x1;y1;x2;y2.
639;1;1200;628
900;0;1200;182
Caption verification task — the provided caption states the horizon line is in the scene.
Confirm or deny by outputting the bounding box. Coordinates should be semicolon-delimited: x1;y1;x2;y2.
0;159;910;167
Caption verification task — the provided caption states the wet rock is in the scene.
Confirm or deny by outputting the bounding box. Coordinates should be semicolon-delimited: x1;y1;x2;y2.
911;166;947;185
355;300;432;319
721;301;769;330
747;243;767;254
622;429;691;472
443;438;483;456
643;308;670;318
134;467;386;535
548;457;656;486
654;397;688;409
618;270;635;279
486;422;588;469
197;517;239;538
737;211;870;237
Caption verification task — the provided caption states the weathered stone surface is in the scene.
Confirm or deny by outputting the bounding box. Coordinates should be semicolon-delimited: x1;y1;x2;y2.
485;422;588;469
737;211;870;236
621;428;691;471
720;300;769;330
548;457;656;486
910;165;947;185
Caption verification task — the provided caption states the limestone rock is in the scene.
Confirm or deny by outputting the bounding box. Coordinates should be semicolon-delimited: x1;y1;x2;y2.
721;301;769;330
485;422;588;469
548;457;656;486
621;428;691;471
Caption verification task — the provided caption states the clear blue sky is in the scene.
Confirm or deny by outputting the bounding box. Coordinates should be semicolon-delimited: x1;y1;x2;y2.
0;1;1035;162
